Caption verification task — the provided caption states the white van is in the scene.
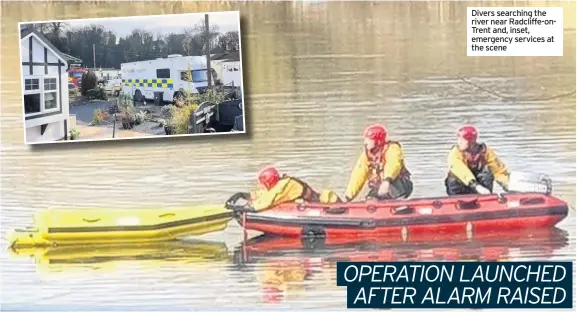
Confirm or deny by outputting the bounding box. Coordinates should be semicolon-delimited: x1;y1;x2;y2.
120;54;213;103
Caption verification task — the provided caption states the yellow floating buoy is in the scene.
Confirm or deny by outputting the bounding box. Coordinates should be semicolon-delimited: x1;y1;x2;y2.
8;205;233;248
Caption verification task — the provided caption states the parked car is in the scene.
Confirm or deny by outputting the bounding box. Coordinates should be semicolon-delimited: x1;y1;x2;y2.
106;78;123;96
68;83;79;97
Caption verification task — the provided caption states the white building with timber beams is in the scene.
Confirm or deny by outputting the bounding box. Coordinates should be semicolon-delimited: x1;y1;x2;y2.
20;28;70;143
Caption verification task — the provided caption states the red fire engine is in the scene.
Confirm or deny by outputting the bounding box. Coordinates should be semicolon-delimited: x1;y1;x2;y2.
67;64;86;88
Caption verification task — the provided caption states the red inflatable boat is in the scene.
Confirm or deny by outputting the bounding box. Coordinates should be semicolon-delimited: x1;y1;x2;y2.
237;228;568;264
225;192;568;238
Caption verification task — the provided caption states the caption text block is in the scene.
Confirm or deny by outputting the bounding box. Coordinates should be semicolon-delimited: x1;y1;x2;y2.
337;262;573;309
467;7;563;56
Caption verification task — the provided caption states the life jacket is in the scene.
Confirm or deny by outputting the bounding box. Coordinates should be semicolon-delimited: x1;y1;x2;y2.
460;143;487;172
280;175;320;203
366;141;411;189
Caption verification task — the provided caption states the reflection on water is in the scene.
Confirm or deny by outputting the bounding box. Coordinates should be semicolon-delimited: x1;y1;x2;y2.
237;228;570;264
10;240;231;270
234;228;570;305
1;0;575;311
5;228;570;309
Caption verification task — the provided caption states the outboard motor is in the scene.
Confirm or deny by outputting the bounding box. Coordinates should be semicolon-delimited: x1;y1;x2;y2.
507;172;553;194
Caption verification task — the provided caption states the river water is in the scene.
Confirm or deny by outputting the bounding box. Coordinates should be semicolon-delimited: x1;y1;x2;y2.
0;1;575;311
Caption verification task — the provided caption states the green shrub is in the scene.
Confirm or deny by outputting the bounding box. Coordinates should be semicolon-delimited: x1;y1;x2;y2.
175;89;214;108
134;111;146;125
184;89;225;106
160;104;176;120
171;104;199;134
91;109;109;125
174;91;192;108
120;112;136;129
197;89;225;104
117;93;135;117
85;87;108;101
81;71;98;96
118;93;134;107
69;128;80;140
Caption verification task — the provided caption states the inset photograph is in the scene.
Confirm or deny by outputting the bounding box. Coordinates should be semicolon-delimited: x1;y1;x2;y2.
19;11;244;144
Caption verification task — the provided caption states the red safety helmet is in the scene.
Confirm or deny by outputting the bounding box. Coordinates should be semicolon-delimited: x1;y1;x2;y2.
457;125;478;142
363;124;388;146
258;166;280;190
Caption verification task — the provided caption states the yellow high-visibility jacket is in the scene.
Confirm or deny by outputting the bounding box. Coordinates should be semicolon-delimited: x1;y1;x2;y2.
447;144;510;188
344;142;407;200
251;178;309;212
250;178;341;212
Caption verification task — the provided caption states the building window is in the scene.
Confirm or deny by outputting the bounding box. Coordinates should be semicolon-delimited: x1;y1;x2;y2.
23;76;59;116
25;78;39;91
156;68;170;79
43;77;58;111
44;92;57;110
44;78;57;90
24;93;41;113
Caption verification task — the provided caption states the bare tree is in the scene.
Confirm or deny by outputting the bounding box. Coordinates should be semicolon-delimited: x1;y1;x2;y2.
193;20;220;52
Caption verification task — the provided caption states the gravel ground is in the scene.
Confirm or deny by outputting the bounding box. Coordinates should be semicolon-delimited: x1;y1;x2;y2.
91;116;166;136
130;120;166;135
71;98;168;136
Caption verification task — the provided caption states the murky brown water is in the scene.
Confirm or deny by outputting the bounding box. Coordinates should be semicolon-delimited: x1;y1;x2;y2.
1;1;575;311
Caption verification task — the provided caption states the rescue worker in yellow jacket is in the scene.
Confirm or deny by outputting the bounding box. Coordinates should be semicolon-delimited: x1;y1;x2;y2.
344;124;413;201
445;125;510;195
249;166;341;212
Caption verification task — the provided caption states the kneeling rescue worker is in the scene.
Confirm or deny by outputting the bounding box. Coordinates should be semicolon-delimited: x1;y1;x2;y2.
445;125;510;195
344;123;413;201
249;166;341;212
